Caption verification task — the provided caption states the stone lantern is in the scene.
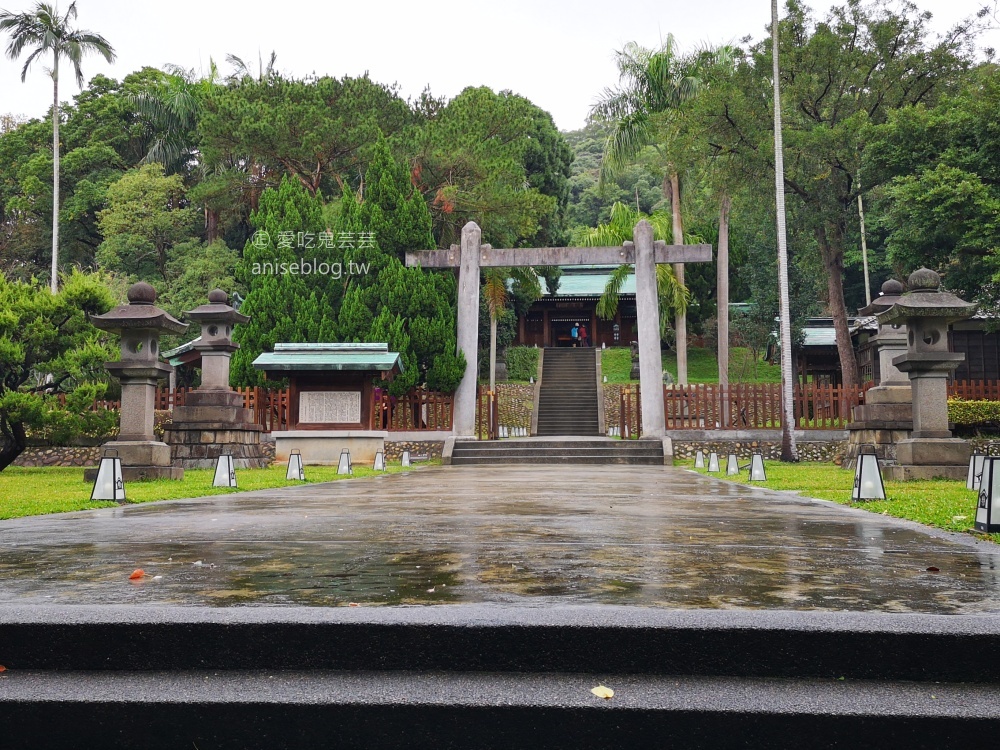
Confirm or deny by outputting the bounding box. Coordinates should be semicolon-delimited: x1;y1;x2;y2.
844;279;910;466
876;268;977;480
163;289;267;469
86;281;188;481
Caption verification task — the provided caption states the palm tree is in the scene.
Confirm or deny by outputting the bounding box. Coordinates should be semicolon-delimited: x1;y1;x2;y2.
578;202;690;340
226;50;278;84
0;1;114;294
591;38;726;384
771;0;798;461
129;62;220;174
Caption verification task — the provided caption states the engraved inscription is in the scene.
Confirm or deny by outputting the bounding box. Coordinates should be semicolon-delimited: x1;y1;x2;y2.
299;391;361;424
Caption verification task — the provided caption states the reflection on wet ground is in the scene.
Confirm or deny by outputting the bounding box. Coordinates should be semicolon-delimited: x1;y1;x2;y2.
2;466;1000;612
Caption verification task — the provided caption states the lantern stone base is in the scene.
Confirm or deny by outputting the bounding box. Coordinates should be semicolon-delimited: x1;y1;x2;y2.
842;385;914;469
883;438;971;481
272;430;387;465
163;390;269;470
83;440;183;482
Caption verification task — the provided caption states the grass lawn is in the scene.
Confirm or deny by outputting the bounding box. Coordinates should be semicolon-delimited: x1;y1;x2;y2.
0;462;427;520
601;346;781;384
682;458;999;543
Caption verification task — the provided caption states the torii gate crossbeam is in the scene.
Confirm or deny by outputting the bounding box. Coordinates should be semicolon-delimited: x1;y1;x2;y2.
405;221;713;439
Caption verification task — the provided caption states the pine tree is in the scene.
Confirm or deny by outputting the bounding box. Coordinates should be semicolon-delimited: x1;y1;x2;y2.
329;135;463;394
231;176;327;386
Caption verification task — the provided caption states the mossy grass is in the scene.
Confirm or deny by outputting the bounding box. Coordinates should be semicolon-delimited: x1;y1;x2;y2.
683;458;998;543
0;461;431;520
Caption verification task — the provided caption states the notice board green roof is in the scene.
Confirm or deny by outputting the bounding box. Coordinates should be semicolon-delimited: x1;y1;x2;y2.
252;343;403;372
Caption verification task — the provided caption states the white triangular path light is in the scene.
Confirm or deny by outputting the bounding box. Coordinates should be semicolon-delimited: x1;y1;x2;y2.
749;453;767;481
976;456;1000;532
852;445;885;501
401;450;411;467
286;449;305;481
338;449;353;475
213;453;237;488
708;452;720;473
968;448;993;491
91;449;126;502
373;450;386;471
694;450;705;469
726;454;739;476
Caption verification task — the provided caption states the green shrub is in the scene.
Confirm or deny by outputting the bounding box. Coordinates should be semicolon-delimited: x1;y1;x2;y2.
505;347;539;381
948;398;1000;426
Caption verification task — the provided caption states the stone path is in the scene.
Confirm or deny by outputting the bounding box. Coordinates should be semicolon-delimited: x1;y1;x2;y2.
2;466;1000;612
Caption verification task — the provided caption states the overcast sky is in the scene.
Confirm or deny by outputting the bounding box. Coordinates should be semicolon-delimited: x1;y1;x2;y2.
1;0;997;131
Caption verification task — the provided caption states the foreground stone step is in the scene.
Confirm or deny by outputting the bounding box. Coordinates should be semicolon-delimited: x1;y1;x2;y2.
4;606;1000;748
4;669;997;749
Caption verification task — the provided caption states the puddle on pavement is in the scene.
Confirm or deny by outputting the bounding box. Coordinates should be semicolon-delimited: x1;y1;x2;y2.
3;466;1000;613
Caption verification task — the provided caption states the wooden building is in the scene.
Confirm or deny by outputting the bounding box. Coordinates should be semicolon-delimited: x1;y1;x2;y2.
514;267;637;348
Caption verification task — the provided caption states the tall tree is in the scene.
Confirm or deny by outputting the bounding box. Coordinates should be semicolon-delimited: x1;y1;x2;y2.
772;0;797;461
704;0;979;388
0;1;115;293
408;86;571;249
591;37;709;384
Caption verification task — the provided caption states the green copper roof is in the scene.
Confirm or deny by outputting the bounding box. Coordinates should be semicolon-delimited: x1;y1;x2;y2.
252;343;403;372
541;270;635;297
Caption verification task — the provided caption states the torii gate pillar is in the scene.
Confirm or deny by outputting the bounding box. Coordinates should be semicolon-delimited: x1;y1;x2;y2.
454;222;481;436
632;220;666;437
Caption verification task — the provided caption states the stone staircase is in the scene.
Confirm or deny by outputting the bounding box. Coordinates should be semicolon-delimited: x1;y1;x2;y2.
536;347;600;436
450;437;663;465
4;605;1000;748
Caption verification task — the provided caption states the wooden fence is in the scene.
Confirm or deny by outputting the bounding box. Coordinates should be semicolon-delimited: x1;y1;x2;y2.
948;380;1000;401
476;386;499;440
373;389;454;431
619;382;871;436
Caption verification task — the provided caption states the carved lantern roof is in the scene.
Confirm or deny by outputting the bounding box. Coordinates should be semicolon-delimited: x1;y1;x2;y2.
89;281;188;335
877;268;977;327
184;288;250;326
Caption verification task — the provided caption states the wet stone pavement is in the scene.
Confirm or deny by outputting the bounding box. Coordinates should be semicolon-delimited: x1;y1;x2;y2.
2;465;1000;613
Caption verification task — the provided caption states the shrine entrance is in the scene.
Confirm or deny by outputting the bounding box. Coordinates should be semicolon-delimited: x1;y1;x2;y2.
405;220;712;438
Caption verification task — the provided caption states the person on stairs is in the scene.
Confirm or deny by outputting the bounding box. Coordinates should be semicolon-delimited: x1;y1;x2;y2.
579;323;589;348
570;323;579;347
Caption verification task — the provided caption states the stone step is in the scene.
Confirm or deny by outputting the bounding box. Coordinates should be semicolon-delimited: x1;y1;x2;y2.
454;440;638;449
5;607;999;747
452;447;662;458
11;669;994;748
452;455;661;464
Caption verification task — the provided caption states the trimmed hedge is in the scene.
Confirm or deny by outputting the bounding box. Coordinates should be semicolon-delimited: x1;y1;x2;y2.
505;347;539;382
949;398;1000;426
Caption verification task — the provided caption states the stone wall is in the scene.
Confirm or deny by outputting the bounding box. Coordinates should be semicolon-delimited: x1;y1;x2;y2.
13;446;101;467
15;440;278;469
603;384;621;431
671;439;846;463
385;440;444;460
476;383;533;434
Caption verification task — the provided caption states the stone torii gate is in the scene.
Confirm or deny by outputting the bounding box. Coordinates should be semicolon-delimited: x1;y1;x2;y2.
405;220;712;438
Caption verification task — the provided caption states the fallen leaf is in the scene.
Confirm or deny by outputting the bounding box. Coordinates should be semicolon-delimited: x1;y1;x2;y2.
129;569;145;580
427;587;436;593
926;566;940;572
348;602;360;607
591;685;614;699
953;515;968;522
0;665;6;672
